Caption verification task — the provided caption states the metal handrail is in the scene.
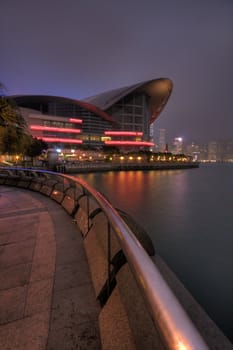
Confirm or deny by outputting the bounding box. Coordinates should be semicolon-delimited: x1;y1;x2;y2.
64;174;210;350
0;167;209;349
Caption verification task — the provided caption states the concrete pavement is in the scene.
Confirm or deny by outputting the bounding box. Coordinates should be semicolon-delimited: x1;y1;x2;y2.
0;185;101;350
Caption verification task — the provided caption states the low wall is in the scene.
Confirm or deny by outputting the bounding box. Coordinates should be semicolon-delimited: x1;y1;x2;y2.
0;168;232;350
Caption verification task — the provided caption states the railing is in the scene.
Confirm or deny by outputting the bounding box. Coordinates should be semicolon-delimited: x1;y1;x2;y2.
0;167;209;350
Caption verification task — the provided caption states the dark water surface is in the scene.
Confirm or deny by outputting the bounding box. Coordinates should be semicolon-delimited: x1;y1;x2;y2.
76;163;233;341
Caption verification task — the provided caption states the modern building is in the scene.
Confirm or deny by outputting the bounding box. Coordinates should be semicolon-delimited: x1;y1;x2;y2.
207;140;233;162
208;141;218;162
12;78;173;153
186;142;201;161
172;137;183;154
157;128;167;152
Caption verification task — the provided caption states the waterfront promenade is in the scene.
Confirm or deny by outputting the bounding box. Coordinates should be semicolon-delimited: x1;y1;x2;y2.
0;185;101;350
1;172;233;350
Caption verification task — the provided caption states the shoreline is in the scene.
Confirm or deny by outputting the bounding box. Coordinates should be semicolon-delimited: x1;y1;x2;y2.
57;161;200;174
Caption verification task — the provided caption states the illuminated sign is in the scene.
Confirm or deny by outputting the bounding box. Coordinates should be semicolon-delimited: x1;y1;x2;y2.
69;118;83;123
40;137;83;144
30;126;81;133
104;131;143;136
104;141;154;146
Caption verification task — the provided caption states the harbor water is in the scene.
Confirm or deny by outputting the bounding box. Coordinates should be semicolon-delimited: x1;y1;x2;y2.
76;163;233;342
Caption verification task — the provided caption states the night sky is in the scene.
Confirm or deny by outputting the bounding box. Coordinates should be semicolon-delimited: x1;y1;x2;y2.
1;0;233;144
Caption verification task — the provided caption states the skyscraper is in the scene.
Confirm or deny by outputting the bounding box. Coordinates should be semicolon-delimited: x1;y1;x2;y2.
158;128;166;152
208;141;217;161
172;137;183;154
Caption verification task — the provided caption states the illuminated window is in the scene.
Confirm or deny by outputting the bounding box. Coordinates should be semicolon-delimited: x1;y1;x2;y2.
90;135;101;141
101;136;111;141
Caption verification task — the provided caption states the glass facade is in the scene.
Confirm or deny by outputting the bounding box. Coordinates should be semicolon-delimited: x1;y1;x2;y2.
18;97;114;146
106;92;150;139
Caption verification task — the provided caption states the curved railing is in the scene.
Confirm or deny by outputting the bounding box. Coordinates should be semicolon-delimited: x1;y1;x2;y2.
0;167;209;350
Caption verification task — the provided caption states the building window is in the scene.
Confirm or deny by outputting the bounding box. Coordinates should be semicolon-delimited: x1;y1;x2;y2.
135;116;142;124
124;116;133;123
134;107;142;115
122;125;132;131
134;95;143;105
124;106;133;114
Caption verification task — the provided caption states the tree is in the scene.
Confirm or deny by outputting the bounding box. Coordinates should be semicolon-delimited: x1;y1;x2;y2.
0;82;31;155
25;137;48;164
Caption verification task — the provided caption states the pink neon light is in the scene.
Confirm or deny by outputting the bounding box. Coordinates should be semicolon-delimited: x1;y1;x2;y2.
104;131;143;136
30;125;81;133
69;118;83;123
104;141;154;146
40;137;83;144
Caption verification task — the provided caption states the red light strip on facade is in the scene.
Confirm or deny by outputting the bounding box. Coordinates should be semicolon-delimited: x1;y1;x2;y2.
40;137;83;144
104;141;154;146
104;131;143;136
69;118;83;123
30;126;81;133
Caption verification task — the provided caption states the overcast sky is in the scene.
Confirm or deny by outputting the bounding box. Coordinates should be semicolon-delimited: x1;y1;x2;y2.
1;0;232;144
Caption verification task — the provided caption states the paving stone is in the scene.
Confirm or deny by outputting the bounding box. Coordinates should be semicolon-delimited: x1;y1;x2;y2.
30;261;55;283
25;278;53;317
55;241;87;266
33;237;56;266
0;263;31;290
50;285;100;331
0;186;101;350
7;225;37;243
0;311;50;350
47;321;101;350
0;285;27;324
54;260;91;292
0;233;10;245
12;215;39;228
0;239;35;268
0;218;15;234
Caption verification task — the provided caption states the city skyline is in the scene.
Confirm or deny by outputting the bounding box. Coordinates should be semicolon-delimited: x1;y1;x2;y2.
153;128;233;162
154;127;233;147
1;0;232;144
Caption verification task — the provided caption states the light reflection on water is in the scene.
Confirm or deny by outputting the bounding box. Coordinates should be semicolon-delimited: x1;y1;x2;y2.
76;164;233;342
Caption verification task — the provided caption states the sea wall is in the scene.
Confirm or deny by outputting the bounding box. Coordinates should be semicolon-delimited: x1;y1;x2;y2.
56;161;199;174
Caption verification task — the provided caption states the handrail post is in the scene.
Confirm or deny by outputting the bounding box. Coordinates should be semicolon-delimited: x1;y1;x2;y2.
87;192;90;232
107;220;111;298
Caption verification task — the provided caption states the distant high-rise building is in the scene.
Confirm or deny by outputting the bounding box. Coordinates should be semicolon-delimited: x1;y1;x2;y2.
198;145;208;161
172;137;183;154
208;141;217;161
222;140;233;162
186;142;200;161
158;128;166;152
208;140;233;162
150;124;155;151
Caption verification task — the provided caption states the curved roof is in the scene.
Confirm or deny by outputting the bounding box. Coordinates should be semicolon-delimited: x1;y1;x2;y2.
12;78;173;126
83;78;173;123
12;95;116;124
